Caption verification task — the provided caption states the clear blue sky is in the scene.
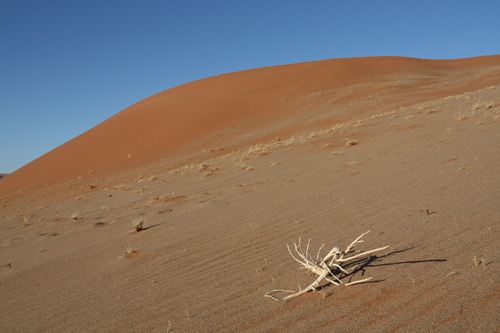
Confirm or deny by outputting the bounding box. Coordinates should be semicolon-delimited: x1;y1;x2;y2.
1;1;499;173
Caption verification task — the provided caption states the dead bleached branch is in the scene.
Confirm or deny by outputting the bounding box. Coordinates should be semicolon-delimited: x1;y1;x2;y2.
266;231;389;301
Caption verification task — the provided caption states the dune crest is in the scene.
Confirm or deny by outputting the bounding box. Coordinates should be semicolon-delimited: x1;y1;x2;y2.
1;55;499;195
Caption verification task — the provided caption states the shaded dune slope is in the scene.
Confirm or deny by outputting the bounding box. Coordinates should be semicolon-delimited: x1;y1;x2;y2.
1;55;499;195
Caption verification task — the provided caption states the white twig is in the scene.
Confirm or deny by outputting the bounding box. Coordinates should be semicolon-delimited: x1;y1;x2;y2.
345;276;373;286
265;290;295;301
336;246;389;263
283;271;329;300
266;231;389;301
341;230;370;259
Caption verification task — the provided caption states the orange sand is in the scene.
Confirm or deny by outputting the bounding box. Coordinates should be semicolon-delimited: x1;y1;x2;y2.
1;56;499;331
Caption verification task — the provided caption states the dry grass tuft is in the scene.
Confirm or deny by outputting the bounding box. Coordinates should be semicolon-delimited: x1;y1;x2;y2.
453;106;474;121
473;256;487;269
71;212;79;220
131;217;145;232
345;139;358;147
198;163;210;171
119;247;139;259
147;193;175;204
484;101;495;109
473;101;483;111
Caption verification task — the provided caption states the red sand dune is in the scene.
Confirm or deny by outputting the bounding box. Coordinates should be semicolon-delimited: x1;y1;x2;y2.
1;56;499;195
1;56;500;331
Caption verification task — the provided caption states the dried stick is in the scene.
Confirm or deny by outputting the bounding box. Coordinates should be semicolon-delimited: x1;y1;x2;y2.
282;271;329;300
337;246;390;263
266;231;389;301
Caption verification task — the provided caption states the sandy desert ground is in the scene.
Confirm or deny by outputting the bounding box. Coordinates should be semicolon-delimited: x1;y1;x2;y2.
1;56;500;332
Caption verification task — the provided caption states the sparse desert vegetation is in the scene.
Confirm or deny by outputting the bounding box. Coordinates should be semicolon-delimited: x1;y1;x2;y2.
473;256;488;269
453;105;475;121
22;216;30;227
147;192;175;204
130;217;145;232
345;139;358;147
1;56;499;332
119;247;139;259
